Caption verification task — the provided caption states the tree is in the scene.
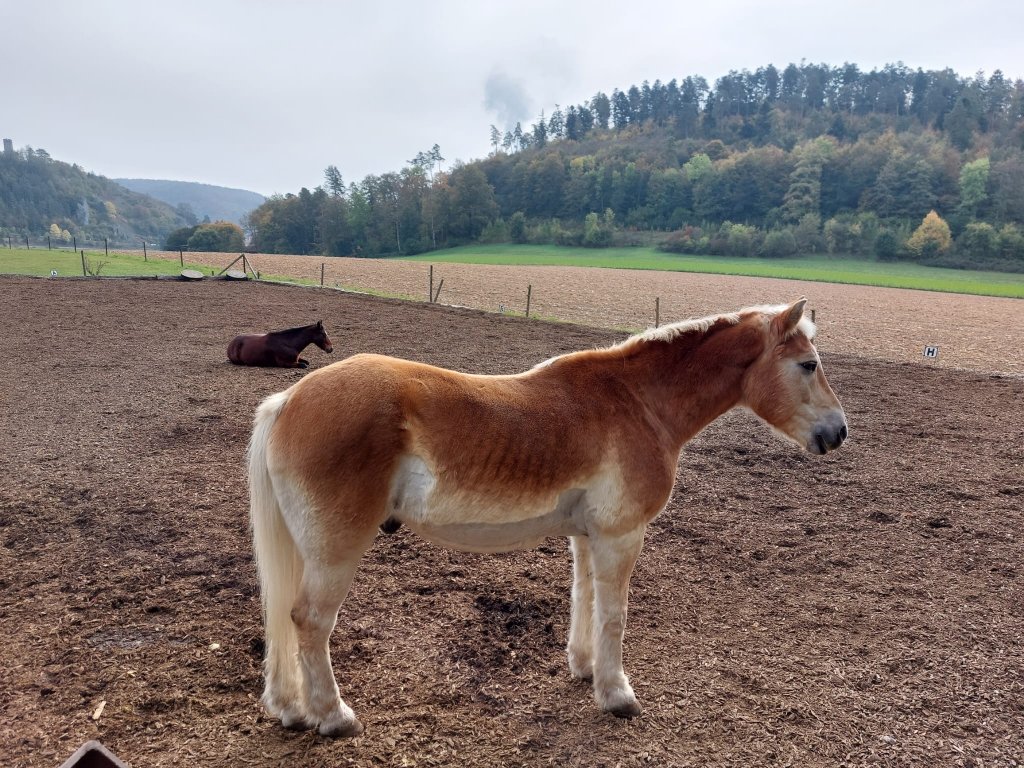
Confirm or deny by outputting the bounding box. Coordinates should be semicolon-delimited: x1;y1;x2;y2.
958;156;990;218
906;210;951;259
956;221;998;261
781;138;833;223
324;165;345;197
591;92;611;130
489;125;501;155
449;165;499;240
164;225;197;251
532;112;548;148
186;220;246;252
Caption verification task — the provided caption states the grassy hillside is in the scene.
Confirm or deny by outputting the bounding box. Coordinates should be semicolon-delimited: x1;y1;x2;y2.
403;244;1024;298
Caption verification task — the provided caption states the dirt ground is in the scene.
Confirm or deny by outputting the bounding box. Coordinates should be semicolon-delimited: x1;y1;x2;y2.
1;274;1021;768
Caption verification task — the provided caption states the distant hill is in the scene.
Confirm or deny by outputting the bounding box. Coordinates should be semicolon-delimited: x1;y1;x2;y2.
0;144;190;246
114;178;265;226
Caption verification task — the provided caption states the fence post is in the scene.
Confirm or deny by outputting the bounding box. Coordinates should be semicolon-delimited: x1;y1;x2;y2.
7;236;11;249
526;284;532;318
81;250;87;276
104;238;108;258
432;278;444;304
25;235;29;249
179;249;184;267
48;236;51;250
142;240;147;261
321;262;325;287
811;309;816;323
429;264;434;303
73;235;76;252
655;297;660;328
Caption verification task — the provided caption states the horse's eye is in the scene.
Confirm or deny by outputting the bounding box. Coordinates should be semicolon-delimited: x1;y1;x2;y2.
800;361;818;373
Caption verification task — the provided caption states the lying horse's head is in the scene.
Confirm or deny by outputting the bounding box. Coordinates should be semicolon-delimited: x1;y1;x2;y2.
312;320;334;354
742;299;848;455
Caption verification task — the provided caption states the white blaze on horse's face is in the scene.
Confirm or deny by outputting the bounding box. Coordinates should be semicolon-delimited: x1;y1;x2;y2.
741;299;848;455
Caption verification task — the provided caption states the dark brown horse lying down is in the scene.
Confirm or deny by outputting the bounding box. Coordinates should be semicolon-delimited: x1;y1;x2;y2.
248;299;848;736
227;321;333;368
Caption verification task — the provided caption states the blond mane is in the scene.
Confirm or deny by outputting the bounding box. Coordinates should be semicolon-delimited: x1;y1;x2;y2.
619;303;817;350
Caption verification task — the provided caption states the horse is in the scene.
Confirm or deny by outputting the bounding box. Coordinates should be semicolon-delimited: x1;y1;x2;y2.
247;298;847;737
227;321;333;369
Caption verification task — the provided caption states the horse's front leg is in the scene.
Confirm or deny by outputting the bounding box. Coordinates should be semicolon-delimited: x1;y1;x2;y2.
589;527;646;718
567;535;595;680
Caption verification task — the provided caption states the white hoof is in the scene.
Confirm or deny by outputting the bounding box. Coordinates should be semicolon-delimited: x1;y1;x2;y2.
596;681;641;719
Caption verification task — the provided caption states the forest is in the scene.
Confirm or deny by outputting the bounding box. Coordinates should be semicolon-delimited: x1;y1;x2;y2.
0;146;190;246
246;61;1024;271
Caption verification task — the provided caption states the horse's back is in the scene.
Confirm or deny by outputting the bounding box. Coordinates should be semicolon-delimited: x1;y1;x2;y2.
272;354;614;506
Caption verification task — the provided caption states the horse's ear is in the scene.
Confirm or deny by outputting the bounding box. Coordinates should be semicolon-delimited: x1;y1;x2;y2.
773;298;807;337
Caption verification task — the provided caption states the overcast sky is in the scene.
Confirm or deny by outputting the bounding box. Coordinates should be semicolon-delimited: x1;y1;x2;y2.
4;0;1022;196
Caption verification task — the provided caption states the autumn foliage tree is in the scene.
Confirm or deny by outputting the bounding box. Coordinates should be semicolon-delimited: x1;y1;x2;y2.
906;210;952;259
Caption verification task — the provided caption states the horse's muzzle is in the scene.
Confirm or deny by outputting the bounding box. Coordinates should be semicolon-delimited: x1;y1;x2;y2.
810;422;848;454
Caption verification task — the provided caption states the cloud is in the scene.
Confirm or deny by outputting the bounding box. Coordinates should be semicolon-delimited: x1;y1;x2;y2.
483;71;533;130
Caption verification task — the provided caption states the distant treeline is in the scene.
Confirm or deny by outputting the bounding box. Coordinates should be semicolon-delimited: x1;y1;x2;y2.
245;61;1023;270
0;146;189;245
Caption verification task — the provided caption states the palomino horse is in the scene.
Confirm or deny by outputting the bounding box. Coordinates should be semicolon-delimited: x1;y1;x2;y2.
248;299;847;736
227;321;333;368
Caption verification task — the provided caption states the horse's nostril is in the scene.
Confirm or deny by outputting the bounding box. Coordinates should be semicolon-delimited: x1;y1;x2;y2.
839;424;848;442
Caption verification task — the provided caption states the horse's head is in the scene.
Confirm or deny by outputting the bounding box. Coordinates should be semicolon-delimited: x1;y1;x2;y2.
741;299;847;455
313;320;334;354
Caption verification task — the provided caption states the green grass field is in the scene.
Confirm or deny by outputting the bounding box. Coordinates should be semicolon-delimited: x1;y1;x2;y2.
0;247;218;277
402;244;1024;299
4;244;1022;299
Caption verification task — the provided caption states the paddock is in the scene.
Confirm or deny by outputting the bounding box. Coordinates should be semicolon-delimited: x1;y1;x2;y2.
0;276;1020;767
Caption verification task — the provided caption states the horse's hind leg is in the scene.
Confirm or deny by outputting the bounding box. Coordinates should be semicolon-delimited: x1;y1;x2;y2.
291;558;364;737
589;527;646;718
567;535;595;680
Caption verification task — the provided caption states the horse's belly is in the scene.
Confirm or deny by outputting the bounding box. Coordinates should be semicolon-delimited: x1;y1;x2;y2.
406;499;587;553
389;455;589;553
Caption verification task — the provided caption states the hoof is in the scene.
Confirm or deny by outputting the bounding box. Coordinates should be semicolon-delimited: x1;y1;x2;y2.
280;712;314;731
607;699;642;719
318;716;364;738
567;649;593;681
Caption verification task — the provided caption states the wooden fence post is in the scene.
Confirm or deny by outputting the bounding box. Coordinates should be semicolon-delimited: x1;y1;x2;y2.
432;278;444;304
526;285;532;318
142;241;147;261
655;297;660;328
104;238;108;258
73;235;76;252
179;249;184;267
429;265;434;303
25;235;29;249
321;262;325;287
811;309;816;323
81;250;87;276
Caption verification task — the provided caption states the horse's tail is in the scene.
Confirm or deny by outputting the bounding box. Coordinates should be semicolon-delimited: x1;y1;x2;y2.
248;389;302;709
